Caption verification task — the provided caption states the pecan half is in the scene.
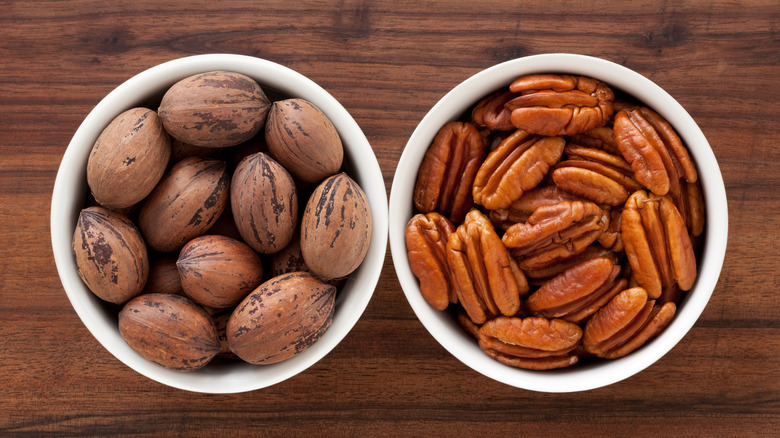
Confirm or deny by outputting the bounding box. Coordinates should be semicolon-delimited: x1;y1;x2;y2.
502;200;608;270
506;74;615;136
447;210;529;324
472;130;565;210
521;245;618;279
406;212;457;310
597;206;624;251
621;190;697;299
489;185;582;231
552;144;642;206
567;126;621;156
583;287;676;359
478;316;581;370
413;121;487;223
614;107;697;197
472;90;517;131
526;257;624;323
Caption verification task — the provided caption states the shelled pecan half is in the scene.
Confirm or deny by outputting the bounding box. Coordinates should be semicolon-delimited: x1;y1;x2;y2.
472;90;517;131
472;130;565;210
526;257;626;323
521;245;618;280
489;185;582;231
447;210;529;324
567;126;621;156
583;287;676;359
478;316;582;370
413;121;487;223
502;200;608;270
613;106;697;197
597;206;624;251
506;74;615;136
621;190;697;299
406;212;457;311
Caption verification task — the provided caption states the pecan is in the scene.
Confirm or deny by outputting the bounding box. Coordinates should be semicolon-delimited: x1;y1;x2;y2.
406;212;457;311
614;107;697;197
597;206;624;251
621;190;697;299
506;74;615;136
526;257;625;323
680;180;705;237
472;90;517;131
413;121;487;223
489;185;581;231
583;287;676;359
478;316;581;370
552;144;642;206
447;210;529;324
522;245;618;279
502;201;608;270
567;126;621;156
472;130;565;210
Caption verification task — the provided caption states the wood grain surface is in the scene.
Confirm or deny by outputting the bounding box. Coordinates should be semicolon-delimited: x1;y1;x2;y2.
1;0;779;436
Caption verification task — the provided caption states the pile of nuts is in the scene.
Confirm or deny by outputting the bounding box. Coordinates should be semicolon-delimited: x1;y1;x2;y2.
72;71;372;372
406;74;704;370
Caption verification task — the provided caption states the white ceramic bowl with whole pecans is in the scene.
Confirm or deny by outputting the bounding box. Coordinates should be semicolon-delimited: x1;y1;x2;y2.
51;54;388;393
389;53;727;392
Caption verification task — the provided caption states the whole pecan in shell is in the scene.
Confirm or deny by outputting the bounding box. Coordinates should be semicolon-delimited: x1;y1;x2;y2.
472;130;565;210
406;212;457;311
478;316;582;370
506;74;615;136
502;200;608;270
413;121;487;223
447;210;528;324
583;287;676;359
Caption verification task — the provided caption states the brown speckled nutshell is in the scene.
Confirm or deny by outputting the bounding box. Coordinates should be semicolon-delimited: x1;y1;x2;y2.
231;152;298;254
227;271;336;365
177;235;264;309
138;157;229;253
300;173;372;280
119;293;220;372
87;107;171;210
158;71;270;148
265;98;343;184
72;206;149;305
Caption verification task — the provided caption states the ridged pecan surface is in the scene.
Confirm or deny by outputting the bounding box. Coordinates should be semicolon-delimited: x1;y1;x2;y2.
406;212;456;310
478;316;582;369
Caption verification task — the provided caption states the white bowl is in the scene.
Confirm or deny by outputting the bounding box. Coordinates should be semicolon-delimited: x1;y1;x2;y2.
51;54;388;393
389;53;727;392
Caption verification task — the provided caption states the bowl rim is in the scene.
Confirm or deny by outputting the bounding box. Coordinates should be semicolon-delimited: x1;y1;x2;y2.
388;53;728;392
51;53;388;393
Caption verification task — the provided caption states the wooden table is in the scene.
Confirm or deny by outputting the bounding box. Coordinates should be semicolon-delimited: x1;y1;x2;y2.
2;1;778;435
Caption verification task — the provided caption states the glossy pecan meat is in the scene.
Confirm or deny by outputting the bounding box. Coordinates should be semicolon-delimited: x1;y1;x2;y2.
413;121;487;223
506;74;615;136
680;180;705;237
614;107;697;197
552;144;642;206
472;90;517;131
489;185;582;231
526;257;625;323
597;206;624;251
621;191;697;299
521;245;618;279
472;130;565;210
583;287;676;359
447;210;529;324
478;316;581;370
567;126;621;156
503;200;608;270
406;212;457;311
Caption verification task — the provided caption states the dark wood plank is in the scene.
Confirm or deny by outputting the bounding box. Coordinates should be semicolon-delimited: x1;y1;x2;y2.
1;0;778;435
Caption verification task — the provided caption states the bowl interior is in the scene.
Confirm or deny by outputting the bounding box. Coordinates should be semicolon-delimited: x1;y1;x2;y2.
51;54;388;393
388;53;727;392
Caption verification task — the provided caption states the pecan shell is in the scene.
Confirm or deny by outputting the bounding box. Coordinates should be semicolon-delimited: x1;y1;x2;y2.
447;210;529;324
413;121;487;223
472;130;565;210
506;74;615;136
478;316;581;370
406;212;457;311
583;287;676;359
502;200;608;270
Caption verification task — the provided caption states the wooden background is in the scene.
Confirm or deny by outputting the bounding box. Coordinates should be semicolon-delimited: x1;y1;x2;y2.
2;0;778;435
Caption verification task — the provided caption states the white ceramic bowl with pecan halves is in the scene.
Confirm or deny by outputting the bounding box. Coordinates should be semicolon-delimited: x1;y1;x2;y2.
51;54;388;393
389;53;727;392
